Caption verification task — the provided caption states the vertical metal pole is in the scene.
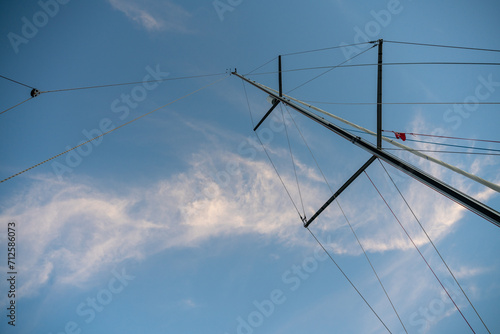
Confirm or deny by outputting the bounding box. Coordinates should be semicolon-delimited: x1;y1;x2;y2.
279;55;283;97
376;39;383;149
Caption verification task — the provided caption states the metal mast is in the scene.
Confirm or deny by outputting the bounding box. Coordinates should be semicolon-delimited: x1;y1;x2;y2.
232;70;500;228
376;39;383;149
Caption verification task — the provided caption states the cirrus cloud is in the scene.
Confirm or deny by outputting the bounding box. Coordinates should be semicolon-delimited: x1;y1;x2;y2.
108;0;193;33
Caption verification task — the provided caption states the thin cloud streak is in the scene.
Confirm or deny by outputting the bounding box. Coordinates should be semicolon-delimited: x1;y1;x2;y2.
108;0;193;33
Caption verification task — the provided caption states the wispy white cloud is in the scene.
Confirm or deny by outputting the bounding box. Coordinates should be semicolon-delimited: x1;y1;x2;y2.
179;298;200;309
108;0;193;33
453;266;492;279
0;148;309;299
0;112;496;304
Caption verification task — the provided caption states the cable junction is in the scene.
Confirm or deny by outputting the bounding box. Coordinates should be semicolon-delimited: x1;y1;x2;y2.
0;72;228;116
0;75;229;184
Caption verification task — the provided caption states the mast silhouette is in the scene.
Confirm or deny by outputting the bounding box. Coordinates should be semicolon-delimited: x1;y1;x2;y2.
232;65;500;228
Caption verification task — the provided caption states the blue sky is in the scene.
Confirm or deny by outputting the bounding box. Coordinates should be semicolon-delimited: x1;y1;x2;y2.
1;0;500;333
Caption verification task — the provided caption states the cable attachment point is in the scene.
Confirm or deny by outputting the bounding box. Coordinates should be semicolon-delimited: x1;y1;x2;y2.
30;88;40;98
301;215;308;227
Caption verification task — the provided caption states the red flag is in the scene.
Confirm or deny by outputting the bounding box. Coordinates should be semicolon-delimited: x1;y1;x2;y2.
394;132;406;141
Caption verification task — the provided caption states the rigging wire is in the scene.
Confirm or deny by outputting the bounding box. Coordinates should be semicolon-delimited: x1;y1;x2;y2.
1;73;228;116
393;138;500;153
241;80;256;126
299;100;500;106
0;74;35;89
0;75;229;184
378;160;492;334
364;171;476;334
306;227;392;334
337;200;408;334
281;41;375;57
40;73;228;94
284;105;331;193
241;81;304;220
244;56;278;75
382;130;500;144
0;97;34;115
340;127;500;155
282;104;407;333
384;40;500;53
280;104;306;218
243;84;392;332
286;44;377;94
380;61;500;66
246;40;500;83
247;61;500;77
382;149;500;156
281;39;500;54
0;74;36;115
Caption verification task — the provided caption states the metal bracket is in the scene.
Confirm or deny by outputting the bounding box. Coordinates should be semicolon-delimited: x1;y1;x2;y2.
30;88;40;98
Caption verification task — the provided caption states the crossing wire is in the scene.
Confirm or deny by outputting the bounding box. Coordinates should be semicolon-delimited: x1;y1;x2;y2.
241;80;304;220
286;44;377;94
244;56;278;75
364;171;476;333
306;227;392;334
0;75;229;184
283;104;331;193
280;104;306;218
378;159;492;334
242;82;391;332
282;104;407;333
242;39;497;332
336;199;408;334
281;41;375;57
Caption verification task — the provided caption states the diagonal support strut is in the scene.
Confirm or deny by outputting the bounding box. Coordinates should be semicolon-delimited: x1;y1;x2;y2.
253;101;279;131
304;156;376;228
